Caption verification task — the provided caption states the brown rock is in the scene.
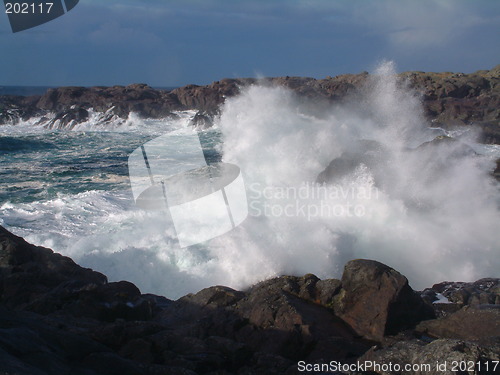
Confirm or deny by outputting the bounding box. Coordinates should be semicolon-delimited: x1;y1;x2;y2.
2;66;499;142
234;275;371;361
333;259;434;341
416;305;500;343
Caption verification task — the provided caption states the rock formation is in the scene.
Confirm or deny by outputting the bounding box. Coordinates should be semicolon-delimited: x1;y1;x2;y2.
0;225;498;375
1;65;499;142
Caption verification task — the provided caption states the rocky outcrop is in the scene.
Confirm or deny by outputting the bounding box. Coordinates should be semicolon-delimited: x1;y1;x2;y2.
1;65;499;142
422;278;500;307
0;225;499;374
402;66;500;143
332;260;434;342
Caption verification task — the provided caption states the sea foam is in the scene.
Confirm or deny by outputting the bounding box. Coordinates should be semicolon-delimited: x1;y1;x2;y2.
1;62;499;298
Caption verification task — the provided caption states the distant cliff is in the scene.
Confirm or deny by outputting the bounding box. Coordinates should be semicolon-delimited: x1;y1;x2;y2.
1;65;499;143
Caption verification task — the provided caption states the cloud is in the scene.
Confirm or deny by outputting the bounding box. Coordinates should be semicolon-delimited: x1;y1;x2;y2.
1;0;498;85
352;0;492;49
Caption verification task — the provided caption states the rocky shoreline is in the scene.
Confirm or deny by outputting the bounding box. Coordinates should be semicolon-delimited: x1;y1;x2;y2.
1;65;499;143
0;225;498;375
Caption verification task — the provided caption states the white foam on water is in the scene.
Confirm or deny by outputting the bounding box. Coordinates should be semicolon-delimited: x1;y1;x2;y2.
1;62;499;298
0;109;197;136
212;61;500;291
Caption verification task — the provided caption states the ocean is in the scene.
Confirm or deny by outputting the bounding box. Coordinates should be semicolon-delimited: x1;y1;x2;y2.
1;63;499;299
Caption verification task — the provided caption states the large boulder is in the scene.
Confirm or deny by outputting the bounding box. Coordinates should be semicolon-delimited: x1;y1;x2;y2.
0;225;107;311
332;259;434;341
0;226;156;321
234;275;370;361
155;274;371;364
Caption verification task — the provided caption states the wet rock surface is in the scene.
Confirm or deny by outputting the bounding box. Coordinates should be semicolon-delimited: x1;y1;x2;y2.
1;65;499;143
0;225;499;374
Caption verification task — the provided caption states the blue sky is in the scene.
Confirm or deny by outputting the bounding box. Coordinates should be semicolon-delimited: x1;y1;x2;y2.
1;0;499;87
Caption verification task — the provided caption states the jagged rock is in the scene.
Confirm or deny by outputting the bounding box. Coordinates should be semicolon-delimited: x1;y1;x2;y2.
420;277;500;318
190;110;216;129
180;285;246;308
0;225;498;374
0;94;41;123
234;275;371;361
32;84;181;121
154;274;370;363
172;79;252;112
427;278;500;306
0;226;157;322
1;66;499;142
0;225;107;312
356;339;500;375
45;107;89;129
332;259;435;341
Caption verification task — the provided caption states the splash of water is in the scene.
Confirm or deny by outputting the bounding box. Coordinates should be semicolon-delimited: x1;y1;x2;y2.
2;62;499;297
210;61;500;290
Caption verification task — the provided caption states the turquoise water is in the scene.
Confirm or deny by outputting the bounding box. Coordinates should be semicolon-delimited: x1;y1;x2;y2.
0;115;225;298
0;131;141;204
0;123;222;204
1;78;499;299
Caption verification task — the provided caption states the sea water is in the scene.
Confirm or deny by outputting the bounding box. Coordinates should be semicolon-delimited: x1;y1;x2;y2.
1;62;499;298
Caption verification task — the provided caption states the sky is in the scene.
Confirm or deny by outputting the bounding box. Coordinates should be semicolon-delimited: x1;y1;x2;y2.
1;0;499;87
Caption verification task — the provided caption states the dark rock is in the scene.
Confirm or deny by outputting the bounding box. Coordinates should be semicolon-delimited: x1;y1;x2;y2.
0;225;107;312
154;274;371;363
332;259;435;341
172;78;253;112
89;320;167;354
0;306;114;375
82;352;147;375
0;94;41;124
240;352;295;375
493;159;500;180
0;225;499;374
118;338;154;364
428;278;500;306
45;107;89;129
315;278;342;306
415;305;500;344
0;226;158;322
357;339;500;375
180;285;246;308
234;275;371;361
421;277;500;318
1;66;499;143
190;110;216;129
67;281;155;322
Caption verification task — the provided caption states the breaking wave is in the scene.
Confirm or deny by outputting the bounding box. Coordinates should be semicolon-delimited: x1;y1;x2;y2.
1;62;499;298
